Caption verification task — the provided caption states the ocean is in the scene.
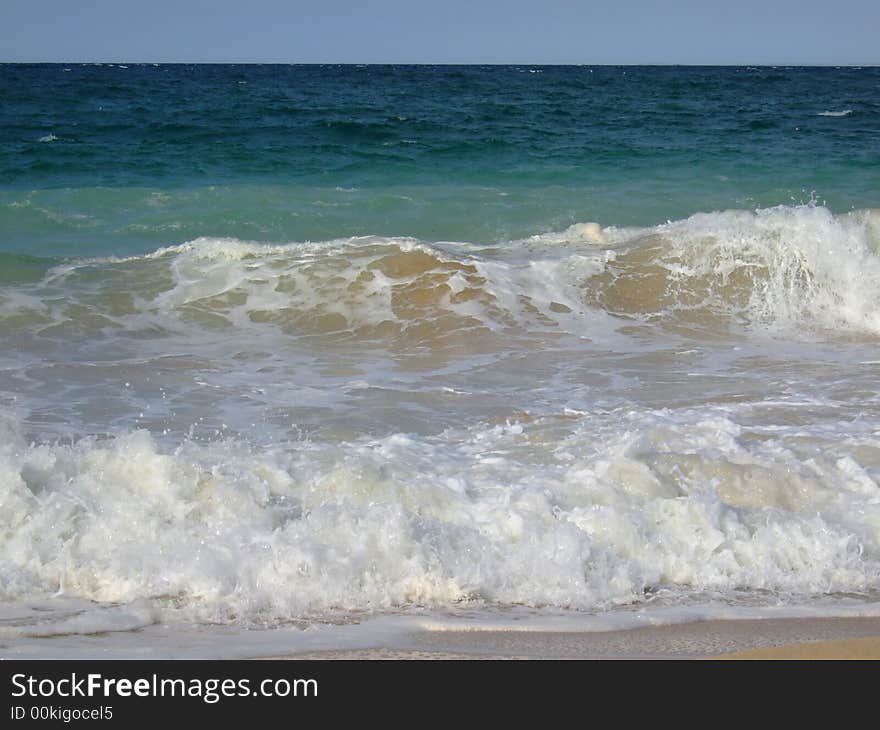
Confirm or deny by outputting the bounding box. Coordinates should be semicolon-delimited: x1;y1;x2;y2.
2;64;880;657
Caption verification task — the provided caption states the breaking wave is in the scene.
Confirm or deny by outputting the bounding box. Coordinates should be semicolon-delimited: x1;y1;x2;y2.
2;404;879;626
3;205;880;344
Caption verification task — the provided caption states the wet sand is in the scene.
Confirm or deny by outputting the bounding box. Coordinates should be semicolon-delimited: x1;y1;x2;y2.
265;617;880;659
719;636;880;659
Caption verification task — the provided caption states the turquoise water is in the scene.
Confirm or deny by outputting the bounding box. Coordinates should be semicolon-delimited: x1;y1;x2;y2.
3;65;880;651
2;64;878;256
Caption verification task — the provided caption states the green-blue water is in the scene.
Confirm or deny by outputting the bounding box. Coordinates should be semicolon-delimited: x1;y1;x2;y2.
2;64;878;257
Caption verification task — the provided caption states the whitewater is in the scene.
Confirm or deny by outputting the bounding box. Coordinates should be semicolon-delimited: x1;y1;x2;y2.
3;204;880;655
2;63;880;656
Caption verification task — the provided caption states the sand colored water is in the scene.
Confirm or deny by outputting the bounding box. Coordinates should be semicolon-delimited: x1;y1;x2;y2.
265;617;880;660
719;636;880;659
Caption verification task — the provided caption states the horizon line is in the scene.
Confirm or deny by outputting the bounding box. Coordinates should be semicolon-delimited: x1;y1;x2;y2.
1;60;879;68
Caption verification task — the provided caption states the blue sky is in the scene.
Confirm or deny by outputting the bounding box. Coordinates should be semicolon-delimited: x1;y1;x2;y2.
3;0;878;64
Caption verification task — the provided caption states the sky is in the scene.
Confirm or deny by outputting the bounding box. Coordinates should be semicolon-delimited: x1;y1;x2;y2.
2;0;878;65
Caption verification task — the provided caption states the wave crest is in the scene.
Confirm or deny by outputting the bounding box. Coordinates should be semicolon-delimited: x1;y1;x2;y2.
4;205;880;344
588;206;880;336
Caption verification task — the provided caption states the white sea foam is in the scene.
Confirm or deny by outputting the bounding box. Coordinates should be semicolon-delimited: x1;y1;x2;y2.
38;134;57;143
818;109;853;117
1;401;879;630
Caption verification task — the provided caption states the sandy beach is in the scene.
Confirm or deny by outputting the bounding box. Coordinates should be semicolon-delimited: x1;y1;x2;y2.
264;617;880;659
